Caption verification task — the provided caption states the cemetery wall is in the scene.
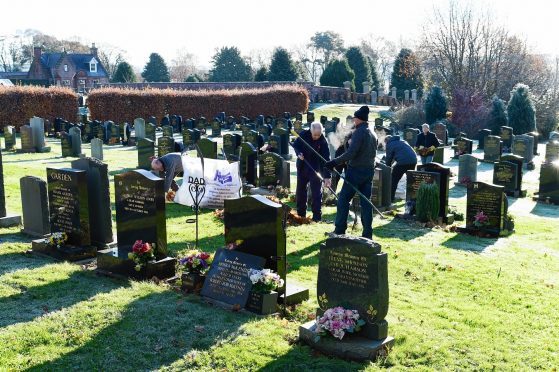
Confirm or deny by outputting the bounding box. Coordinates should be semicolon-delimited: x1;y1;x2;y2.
0;86;77;130
88;85;309;123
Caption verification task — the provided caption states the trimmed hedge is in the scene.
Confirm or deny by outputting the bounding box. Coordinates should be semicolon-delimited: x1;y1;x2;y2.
0;86;77;130
87;85;309;123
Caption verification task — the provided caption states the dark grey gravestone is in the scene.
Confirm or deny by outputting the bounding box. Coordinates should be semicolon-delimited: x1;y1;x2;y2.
319;115;327;125
182;128;195;148
241;124;251;138
545;141;559;163
71;157;113;247
69;127;83;156
200;248;266;308
239;142;257;185
417;162;451;221
493;161;519;196
224;195;307;304
295;112;303;122
324;120;337;135
109;123;120;145
525;131;539;155
403;128;419;147
137;138;155;170
245;130;262;150
157;136;175;157
538;162;559;204
226;116;236;131
198;138;217;159
196;117;207;131
432;147;445;164
453;138;473;158
20;176;50;237
478;129;492;150
4;126;16;150
500;154;524;195
433;122;447;145
275;118;288;130
259;124;272;142
20;125;36;153
273;128;291;160
259;152;289;188
405;170;441;208
268;135;280;155
371;162;392;210
457;154;478;185
223;133;241;160
299;236;394;361
47;168;90;246
466;181;507;234
145;123;156;141
483;135;502;163
162;125;173;138
61;132;73;157
499;126;513;152
91;138;103;160
512;135;534;164
211;120;222;137
306;112;315;124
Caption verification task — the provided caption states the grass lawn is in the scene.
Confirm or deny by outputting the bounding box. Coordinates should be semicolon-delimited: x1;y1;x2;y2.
1;104;558;370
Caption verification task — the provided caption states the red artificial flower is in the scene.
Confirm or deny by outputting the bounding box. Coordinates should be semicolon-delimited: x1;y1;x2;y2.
199;253;210;260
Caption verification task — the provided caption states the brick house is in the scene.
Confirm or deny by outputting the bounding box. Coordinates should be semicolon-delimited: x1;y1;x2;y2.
27;43;109;91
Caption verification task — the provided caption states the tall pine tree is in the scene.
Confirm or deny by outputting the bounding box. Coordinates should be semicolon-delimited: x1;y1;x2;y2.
391;48;423;100
367;56;380;90
345;47;370;93
141;53;170;82
320;59;355;91
487;95;508;134
112;61;136;83
424;86;447;124
507;83;536;134
254;67;269;81
209;46;252;82
268;48;298;81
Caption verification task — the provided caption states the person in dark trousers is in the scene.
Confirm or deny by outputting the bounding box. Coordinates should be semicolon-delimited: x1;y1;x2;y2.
384;135;418;202
325;106;377;239
415;123;441;164
292;122;331;222
151;152;183;200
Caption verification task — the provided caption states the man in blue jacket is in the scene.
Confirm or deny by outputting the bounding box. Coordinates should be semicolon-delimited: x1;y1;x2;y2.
384;135;417;202
325;106;377;239
292;122;331;222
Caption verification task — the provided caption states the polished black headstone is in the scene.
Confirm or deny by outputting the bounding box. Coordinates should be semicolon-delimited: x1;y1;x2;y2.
211;120;222;137
371;163;392;210
114;169;167;256
224;195;287;293
493;161;519;195
145;123;156;141
433;122;448;145
223;133;241;160
71;157;113;246
47;168;90;246
484;135;502;162
538;162;559;203
238;142;257;185
453;138;473;157
545;141;559;163
157;136;175;157
201;248;266;307
499;126;513;152
259;152;289;188
405;170;441;208
306;112;315;124
162;125;173;137
478;129;492;150
416;162;450;220
466;181;507;234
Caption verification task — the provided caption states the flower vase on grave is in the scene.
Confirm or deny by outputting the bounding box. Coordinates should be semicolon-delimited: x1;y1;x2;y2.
246;291;279;315
181;272;206;293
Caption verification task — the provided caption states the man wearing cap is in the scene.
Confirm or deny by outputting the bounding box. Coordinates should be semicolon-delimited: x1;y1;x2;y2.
292;122;331;222
325;106;377;239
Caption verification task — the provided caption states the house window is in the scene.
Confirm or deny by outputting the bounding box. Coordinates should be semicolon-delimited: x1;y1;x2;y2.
78;80;85;85
90;62;97;73
93;80;99;86
64;64;68;72
62;80;71;86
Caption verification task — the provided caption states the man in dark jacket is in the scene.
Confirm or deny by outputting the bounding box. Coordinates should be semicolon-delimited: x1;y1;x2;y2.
415;123;441;164
384;135;417;201
151;153;183;200
325;106;377;239
292;122;331;221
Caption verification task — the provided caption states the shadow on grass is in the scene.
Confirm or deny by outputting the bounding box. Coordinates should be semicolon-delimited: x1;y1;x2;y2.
374;217;430;242
0;231;32;245
0;269;125;328
449;184;468;198
530;202;559;218
287;240;324;271
260;343;374;371
0;251;51;277
441;233;495;253
27;292;251;371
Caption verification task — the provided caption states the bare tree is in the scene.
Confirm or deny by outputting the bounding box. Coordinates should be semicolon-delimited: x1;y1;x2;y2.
170;48;199;82
360;34;397;88
97;43;126;80
0;35;30;72
292;43;323;83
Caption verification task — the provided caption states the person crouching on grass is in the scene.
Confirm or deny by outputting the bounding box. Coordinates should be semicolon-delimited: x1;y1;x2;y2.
150;153;183;201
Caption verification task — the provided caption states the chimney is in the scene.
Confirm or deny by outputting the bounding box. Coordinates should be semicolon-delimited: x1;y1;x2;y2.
91;43;98;57
33;46;42;60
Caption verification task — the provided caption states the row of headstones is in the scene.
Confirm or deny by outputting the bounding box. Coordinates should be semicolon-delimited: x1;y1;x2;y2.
3;117;51;153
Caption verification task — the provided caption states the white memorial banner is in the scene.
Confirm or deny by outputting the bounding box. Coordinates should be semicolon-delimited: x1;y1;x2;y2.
174;155;241;209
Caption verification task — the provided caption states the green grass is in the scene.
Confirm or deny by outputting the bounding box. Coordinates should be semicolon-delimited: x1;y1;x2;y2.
1;106;558;370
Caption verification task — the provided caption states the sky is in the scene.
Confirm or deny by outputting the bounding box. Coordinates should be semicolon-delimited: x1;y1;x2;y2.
1;0;558;71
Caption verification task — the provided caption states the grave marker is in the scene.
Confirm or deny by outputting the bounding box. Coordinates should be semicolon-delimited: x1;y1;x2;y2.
20;176;50;237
